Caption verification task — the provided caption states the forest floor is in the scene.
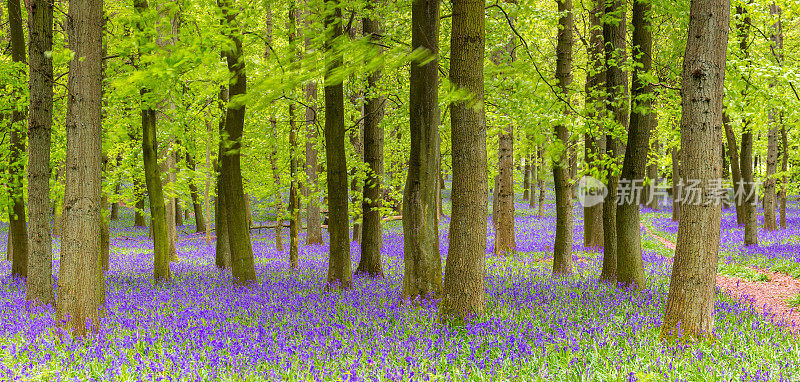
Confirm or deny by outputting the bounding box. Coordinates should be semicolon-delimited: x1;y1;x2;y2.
0;193;799;381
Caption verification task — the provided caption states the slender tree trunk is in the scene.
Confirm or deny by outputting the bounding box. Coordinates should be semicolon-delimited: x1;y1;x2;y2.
348;20;364;244
220;0;257;283
303;8;324;246
57;0;106;336
780;120;787;228
214;87;232;270
600;0;628;282
403;0;442;300
134;177;147;226
324;0;352;289
671;146;680;221
135;0;171;283
100;187;110;271
164;147;178;260
661;0;729;341
737;3;757;247
288;3;300;270
646;127;659;210
583;0;605;249
529;153;536;210
26;0;55;305
186;148;207;232
722;112;742;224
7;0;29;279
615;0;652;288
764;1;782;231
495;125;516;254
441;0;486;320
356;2;385;278
537;147;545;217
269;118;285;252
551;0;574;275
523;157;530;201
110;182;120;220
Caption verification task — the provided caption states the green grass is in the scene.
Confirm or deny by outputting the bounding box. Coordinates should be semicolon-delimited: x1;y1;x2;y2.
717;262;770;282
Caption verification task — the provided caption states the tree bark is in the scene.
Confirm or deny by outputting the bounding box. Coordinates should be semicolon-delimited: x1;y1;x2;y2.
551;0;574;275
288;3;300;270
600;0;628;282
441;0;486;321
583;0;605;249
269;117;285;253
615;0;652;288
523;157;530;201
537;146;545;217
186;146;207;233
303;8;324;246
7;0;30;279
135;0;172;283
403;0;443;300
661;0;729;341
324;0;352;289
737;3;758;247
134;177;147;226
219;0;257;283
671;146;680;221
722;112;742;224
57;0;106;336
26;0;56;305
495;125;516;254
214;86;232;270
764;1;782;231
356;2;385;278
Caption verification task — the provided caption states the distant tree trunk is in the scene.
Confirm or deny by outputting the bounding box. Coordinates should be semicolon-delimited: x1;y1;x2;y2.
523;156;530;201
551;0;574;276
646;121;659;210
134;177;147;226
7;0;29;279
136;0;171;284
671;146;680;221
764;1;782;231
529;153;536;210
186;147;207;232
303;10;323;246
26;0;55;305
583;0;604;249
495;124;516;254
537;147;545;216
220;0;257;283
403;0;442;300
441;0;486;321
214;87;231;270
110;182;120;220
661;0;729;341
780;120;787;228
269;118;285;253
324;0;352;289
164;147;178;260
491;174;499;228
356;2;385;278
722;112;742;224
737;3;758;247
600;0;628;282
100;188;110;271
288;3;300;270
348;20;364;244
57;0;106;336
615;0;652;288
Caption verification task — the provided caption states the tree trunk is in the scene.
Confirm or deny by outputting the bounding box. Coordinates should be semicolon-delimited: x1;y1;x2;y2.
780;121;787;229
764;1;782;231
186;146;207;233
537;147;545;217
551;0;574;276
441;0;486;321
288;3;300;270
164;146;178;261
220;0;257;284
523;157;530;201
403;0;443;300
671;146;680;221
646;127;659;210
135;0;172;284
529;153;536;210
110;182;120;220
7;0;29;279
356;2;385;278
324;0;352;289
722;112;742;224
303;9;324;245
495;125;516;254
615;0;652;288
737;3;758;247
100;190;110;271
214;87;232;270
57;0;106;336
26;0;55;305
348;20;364;244
583;0;605;249
600;0;628;283
134;177;147;226
269;117;285;253
661;0;729;341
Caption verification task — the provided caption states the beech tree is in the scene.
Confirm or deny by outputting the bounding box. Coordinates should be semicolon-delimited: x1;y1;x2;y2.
57;0;106;336
441;0;486;320
661;0;730;341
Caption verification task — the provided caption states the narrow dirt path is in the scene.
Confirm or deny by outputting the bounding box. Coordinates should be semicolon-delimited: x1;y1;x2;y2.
642;222;800;334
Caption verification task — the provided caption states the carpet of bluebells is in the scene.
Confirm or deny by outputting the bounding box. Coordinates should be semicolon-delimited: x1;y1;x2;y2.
1;192;800;381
